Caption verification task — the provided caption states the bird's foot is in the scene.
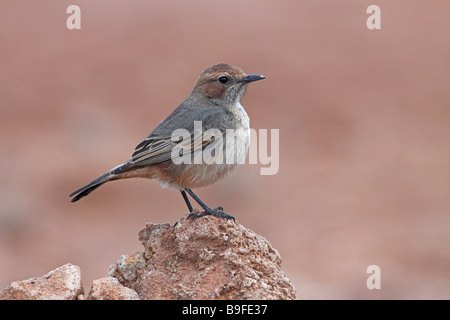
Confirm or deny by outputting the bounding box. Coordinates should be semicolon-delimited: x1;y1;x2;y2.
188;206;234;221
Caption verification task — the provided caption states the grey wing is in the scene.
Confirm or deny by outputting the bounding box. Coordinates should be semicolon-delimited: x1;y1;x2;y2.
129;130;225;168
124;102;232;168
129;135;175;166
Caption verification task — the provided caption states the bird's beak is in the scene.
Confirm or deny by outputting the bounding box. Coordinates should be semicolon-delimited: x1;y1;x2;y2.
240;75;266;83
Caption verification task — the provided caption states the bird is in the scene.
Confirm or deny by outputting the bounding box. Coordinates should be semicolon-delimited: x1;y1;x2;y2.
69;63;265;220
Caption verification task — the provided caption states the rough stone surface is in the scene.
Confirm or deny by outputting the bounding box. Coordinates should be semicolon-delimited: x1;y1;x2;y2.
0;217;296;300
87;276;140;300
0;263;83;300
108;216;296;299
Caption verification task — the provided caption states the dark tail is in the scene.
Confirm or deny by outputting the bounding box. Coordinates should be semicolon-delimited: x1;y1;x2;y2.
69;162;132;202
69;171;116;202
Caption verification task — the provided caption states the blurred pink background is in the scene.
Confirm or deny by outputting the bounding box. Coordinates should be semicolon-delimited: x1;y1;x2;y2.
0;1;449;299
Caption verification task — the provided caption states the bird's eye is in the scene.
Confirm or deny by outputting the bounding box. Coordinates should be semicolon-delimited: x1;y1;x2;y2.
218;76;229;84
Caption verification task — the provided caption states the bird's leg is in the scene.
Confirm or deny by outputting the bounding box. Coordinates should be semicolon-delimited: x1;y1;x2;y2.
183;188;234;221
180;190;194;213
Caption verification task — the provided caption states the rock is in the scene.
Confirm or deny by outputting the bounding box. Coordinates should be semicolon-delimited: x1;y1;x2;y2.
108;216;296;299
0;263;83;300
87;277;140;300
0;217;297;300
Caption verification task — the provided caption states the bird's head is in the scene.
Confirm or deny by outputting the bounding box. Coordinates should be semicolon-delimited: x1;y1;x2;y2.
191;63;265;105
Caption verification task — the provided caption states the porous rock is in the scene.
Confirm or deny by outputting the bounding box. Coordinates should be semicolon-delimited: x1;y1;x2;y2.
108;215;296;299
0;263;83;300
87;276;140;300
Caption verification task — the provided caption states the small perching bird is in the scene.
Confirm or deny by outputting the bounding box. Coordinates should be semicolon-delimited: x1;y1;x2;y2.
70;63;265;220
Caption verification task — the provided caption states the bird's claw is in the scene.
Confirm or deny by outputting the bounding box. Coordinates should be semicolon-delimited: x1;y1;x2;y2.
188;207;234;221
